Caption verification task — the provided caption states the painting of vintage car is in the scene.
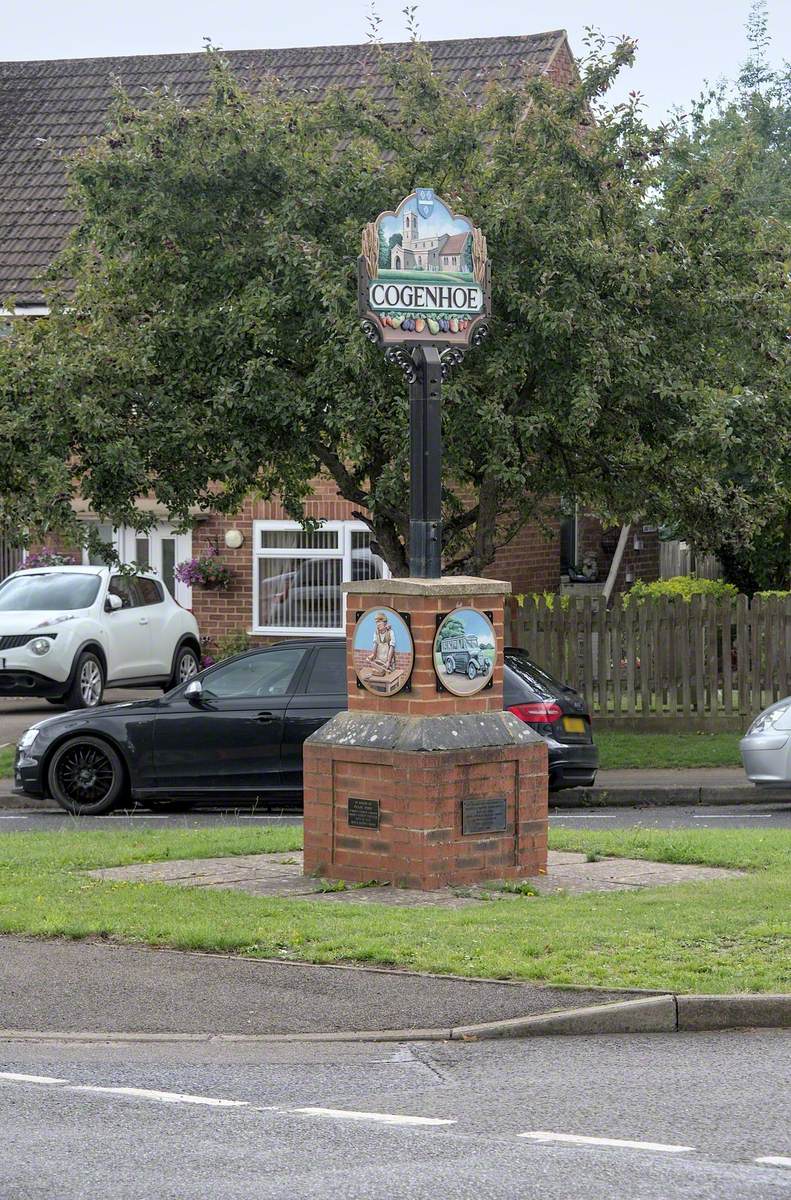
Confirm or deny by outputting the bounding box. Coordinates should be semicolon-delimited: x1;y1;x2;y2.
433;608;497;696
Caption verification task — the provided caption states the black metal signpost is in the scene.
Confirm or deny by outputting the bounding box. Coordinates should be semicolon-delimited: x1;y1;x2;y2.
358;189;491;579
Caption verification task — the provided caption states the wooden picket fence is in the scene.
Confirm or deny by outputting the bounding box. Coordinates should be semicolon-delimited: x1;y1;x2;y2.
509;594;791;721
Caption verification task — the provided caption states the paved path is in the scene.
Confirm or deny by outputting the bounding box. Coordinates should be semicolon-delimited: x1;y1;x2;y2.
0;936;631;1036
89;848;743;904
1;1031;788;1198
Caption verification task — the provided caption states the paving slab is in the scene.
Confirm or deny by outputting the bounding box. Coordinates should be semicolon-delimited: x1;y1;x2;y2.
89;849;744;903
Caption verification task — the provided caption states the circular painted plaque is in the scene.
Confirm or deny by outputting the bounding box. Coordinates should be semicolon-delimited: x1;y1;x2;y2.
352;607;414;697
433;607;496;696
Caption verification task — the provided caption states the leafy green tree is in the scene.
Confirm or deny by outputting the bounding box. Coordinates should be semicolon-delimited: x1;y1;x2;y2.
1;29;788;577
658;0;791;588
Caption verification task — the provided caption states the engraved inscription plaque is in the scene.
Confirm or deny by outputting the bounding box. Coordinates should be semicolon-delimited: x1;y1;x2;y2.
461;797;507;835
348;798;380;830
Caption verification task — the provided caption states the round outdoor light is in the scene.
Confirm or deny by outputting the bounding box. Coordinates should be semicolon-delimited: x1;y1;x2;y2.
224;529;244;550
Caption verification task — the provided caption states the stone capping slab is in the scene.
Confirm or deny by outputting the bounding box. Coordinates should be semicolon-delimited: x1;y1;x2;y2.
343;575;511;596
305;709;544;751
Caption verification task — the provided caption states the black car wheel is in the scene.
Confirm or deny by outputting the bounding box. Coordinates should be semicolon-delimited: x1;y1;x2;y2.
166;645;200;692
467;662;478;680
47;736;126;815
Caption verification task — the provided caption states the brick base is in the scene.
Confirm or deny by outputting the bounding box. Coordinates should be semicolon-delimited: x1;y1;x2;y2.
303;735;548;889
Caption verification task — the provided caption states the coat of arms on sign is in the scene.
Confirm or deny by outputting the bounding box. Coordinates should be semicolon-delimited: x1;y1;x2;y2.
352;607;414;696
359;189;490;348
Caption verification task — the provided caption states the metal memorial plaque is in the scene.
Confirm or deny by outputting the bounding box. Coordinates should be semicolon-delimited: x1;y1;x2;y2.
461;797;507;836
348;798;380;830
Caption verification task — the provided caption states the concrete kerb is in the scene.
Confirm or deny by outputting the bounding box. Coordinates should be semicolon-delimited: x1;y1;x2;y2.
550;786;791;807
1;994;788;1046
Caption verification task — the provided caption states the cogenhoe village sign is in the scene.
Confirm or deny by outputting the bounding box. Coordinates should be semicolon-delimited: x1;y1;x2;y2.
358;189;492;578
300;189;548;893
358;188;491;353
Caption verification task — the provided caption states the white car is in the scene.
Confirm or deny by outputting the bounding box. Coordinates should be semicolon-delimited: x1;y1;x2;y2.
0;566;201;709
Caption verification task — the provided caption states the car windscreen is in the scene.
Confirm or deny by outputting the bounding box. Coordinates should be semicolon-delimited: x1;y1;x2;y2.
0;572;102;612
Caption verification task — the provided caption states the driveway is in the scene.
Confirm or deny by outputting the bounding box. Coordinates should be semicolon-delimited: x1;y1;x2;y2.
0;690;161;748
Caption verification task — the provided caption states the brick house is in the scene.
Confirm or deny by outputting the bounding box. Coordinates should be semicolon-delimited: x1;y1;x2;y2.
0;31;659;648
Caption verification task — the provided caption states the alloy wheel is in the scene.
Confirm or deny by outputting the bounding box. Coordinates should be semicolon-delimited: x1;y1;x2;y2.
178;652;199;682
55;743;114;805
80;659;102;706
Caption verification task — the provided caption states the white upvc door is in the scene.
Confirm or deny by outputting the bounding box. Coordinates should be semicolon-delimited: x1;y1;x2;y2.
116;524;193;608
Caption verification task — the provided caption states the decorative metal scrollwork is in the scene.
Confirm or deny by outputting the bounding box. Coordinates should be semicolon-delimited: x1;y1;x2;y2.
360;319;380;346
471;322;491;349
384;346;418;384
439;346;465;382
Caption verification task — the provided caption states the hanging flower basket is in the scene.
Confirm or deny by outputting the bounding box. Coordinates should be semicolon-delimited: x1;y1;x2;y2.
174;552;234;591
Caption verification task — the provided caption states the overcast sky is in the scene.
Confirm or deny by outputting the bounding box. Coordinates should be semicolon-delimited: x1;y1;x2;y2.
3;1;789;123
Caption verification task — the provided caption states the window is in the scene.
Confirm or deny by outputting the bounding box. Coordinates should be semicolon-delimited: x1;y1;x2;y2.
83;522;116;567
253;521;388;636
201;647;306;699
137;577;165;605
305;645;347;695
108;576;140;609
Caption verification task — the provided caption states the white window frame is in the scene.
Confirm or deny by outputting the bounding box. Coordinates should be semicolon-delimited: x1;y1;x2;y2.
252;519;390;637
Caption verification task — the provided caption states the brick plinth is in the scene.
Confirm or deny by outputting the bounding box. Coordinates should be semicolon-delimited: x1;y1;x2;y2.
303;576;549;890
303;734;548;888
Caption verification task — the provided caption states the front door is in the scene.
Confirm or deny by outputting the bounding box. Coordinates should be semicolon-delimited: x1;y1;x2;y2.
151;646;310;795
118;523;193;608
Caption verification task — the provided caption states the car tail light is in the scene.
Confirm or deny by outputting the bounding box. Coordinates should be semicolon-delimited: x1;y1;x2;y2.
508;702;563;724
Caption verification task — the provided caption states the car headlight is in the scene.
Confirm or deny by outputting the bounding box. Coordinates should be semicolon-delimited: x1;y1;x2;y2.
30;637;52;656
17;726;40;752
747;699;791;735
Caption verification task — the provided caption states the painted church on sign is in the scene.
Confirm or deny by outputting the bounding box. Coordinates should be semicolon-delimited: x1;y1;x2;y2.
391;208;471;274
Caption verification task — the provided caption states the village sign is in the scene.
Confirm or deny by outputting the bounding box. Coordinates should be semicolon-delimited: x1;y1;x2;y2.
358;189;492;578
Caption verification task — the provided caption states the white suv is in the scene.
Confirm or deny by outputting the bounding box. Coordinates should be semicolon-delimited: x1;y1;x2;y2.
0;566;201;709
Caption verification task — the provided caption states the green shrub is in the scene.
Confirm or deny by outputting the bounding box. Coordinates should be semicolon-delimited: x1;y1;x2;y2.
624;576;738;605
215;628;252;660
754;589;791;600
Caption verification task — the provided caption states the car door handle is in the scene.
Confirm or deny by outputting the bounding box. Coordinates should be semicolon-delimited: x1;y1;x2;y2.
256;711;276;723
138;617;149;625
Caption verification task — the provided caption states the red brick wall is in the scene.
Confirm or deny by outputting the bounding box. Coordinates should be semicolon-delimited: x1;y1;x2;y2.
486;517;561;596
576;516;660;592
544;37;578;86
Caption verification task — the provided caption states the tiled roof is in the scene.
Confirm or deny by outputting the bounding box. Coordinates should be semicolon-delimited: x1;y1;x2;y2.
440;233;470;255
0;31;566;304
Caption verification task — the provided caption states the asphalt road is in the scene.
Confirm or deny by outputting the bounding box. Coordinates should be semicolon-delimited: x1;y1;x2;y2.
1;1031;789;1199
0;804;788;831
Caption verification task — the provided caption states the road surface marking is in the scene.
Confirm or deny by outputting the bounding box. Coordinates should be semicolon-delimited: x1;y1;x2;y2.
0;814;28;820
549;815;616;820
693;814;770;820
0;1072;68;1084
755;1156;791;1168
92;814;169;820
290;1107;455;1126
519;1132;694;1153
68;1085;248;1107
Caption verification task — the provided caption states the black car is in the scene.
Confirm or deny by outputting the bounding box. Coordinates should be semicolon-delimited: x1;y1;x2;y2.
14;639;597;815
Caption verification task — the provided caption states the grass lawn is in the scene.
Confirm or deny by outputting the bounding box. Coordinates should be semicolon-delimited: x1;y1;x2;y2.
596;731;743;770
0;746;14;778
0;825;788;994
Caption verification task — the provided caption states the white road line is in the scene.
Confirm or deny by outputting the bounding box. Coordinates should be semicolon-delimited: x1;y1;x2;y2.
550;815;616;820
0;814;28;820
519;1132;694;1153
67;1085;248;1107
0;1072;68;1084
290;1107;456;1127
755;1156;791;1169
91;814;169;820
693;814;769;820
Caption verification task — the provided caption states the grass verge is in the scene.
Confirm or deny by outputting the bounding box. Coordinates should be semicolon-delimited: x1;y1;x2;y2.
0;746;14;778
0;826;788;994
595;731;743;770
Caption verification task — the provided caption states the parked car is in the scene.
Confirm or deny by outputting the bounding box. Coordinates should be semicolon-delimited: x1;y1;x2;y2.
0;566;201;710
740;697;791;785
14;639;597;815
